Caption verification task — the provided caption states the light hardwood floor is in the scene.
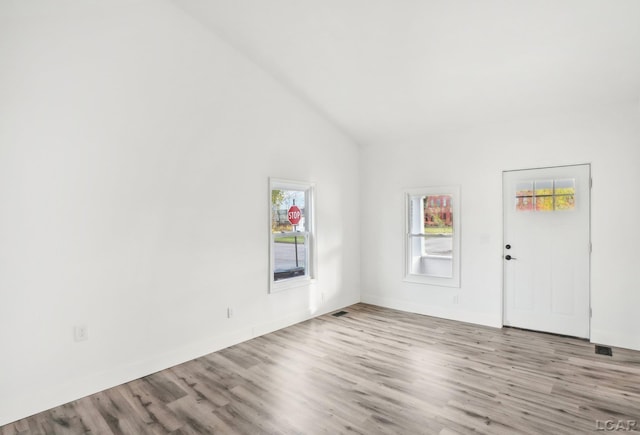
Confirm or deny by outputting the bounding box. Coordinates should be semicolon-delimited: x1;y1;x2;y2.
2;303;640;434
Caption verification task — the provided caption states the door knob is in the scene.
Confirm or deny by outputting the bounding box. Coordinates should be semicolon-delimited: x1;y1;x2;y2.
505;244;511;249
505;255;517;260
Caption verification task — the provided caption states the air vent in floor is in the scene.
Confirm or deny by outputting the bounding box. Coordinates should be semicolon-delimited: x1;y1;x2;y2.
332;310;348;317
595;345;613;356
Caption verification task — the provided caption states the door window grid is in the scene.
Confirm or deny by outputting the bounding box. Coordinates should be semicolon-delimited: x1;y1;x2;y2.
516;179;575;212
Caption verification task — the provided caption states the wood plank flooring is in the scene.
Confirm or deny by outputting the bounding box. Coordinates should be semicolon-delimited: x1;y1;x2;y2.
2;303;640;434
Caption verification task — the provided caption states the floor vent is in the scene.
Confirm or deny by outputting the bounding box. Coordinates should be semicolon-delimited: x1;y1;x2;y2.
595;345;613;356
332;310;349;317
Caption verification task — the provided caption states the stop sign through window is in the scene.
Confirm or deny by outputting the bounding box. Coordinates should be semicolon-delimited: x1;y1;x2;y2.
287;205;302;225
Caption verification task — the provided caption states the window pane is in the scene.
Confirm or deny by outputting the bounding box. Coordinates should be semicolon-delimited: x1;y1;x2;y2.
554;179;576;211
273;234;306;281
535;180;554;211
272;189;306;232
424;195;453;231
554;178;575;194
408;194;453;278
423;196;453;277
516;182;534;211
535;195;554;211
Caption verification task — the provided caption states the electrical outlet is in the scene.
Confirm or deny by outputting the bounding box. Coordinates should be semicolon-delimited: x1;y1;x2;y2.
227;307;233;319
74;325;88;342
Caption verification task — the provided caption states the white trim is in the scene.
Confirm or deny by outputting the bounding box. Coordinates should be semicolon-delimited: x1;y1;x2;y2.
403;185;461;288
362;294;502;328
591;328;640;352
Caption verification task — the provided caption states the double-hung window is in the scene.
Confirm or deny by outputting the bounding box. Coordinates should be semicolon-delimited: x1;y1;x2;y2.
405;186;461;287
269;178;315;292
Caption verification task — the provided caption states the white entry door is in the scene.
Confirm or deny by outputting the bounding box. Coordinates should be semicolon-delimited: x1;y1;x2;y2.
503;164;591;338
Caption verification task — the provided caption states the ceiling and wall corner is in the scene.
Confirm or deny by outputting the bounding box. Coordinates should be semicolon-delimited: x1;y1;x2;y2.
172;0;640;144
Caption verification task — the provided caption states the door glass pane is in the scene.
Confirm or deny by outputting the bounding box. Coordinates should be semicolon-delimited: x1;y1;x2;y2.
516;181;534;211
535;180;554;211
554;179;576;210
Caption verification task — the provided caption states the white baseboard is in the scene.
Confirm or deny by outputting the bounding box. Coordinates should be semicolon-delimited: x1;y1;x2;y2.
591;328;640;352
361;294;502;329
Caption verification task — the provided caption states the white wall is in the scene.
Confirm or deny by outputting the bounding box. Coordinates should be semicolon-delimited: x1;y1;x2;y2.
0;1;360;425
360;102;640;350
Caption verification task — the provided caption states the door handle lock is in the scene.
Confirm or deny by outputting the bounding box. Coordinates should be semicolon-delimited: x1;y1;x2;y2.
505;255;517;261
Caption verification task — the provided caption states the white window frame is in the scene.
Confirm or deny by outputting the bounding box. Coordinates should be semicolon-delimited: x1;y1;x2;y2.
269;178;316;293
404;185;461;288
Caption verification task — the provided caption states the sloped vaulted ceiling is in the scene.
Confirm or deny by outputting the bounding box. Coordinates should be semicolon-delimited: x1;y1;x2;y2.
172;0;640;146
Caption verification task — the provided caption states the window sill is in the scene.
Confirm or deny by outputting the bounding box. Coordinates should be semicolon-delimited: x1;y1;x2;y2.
269;276;314;293
404;273;460;288
422;254;453;259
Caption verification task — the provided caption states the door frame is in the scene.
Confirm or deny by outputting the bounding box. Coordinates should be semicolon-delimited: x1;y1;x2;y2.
501;163;592;338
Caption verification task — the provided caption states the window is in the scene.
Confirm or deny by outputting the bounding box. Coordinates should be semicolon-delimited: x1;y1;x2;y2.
269;178;315;292
405;186;460;287
516;179;576;212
